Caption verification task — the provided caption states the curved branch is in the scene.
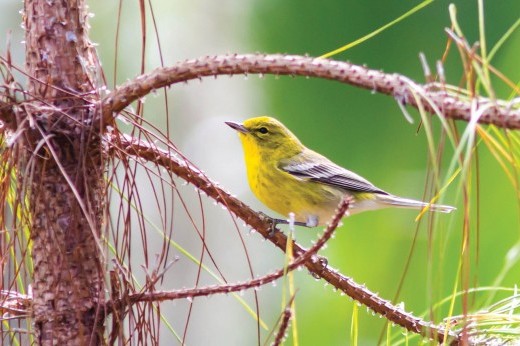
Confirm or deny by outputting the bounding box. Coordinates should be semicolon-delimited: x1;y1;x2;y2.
109;133;461;345
100;54;520;129
107;195;349;314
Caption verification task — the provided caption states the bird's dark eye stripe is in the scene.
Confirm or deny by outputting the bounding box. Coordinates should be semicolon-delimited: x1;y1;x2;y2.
258;127;268;134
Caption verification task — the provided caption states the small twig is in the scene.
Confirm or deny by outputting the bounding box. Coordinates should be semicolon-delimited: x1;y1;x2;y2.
108;133;461;344
272;308;291;346
0;290;32;318
100;54;520;130
272;295;296;346
105;182;349;311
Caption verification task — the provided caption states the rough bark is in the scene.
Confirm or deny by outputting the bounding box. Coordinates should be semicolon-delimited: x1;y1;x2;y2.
23;0;105;344
101;54;520;130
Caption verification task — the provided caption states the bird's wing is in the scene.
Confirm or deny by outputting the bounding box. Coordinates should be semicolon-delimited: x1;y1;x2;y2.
280;151;388;195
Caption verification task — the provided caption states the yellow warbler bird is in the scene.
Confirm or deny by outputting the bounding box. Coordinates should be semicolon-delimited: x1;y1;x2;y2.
226;116;455;227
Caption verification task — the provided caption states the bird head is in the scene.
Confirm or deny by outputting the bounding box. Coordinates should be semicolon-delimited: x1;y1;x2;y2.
225;116;304;159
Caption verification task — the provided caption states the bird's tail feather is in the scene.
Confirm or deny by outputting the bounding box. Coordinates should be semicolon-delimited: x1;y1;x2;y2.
377;194;455;213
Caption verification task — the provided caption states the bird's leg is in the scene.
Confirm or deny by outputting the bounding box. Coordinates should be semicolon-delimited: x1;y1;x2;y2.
272;218;308;227
257;212;308;236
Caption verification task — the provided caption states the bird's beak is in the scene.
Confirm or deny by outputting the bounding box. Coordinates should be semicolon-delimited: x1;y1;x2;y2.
225;121;249;133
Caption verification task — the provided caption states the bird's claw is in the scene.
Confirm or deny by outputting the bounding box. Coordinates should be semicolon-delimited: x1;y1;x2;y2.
258;211;313;237
258;211;281;237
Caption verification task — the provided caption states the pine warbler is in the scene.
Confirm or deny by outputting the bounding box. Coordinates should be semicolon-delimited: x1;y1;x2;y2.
226;116;455;227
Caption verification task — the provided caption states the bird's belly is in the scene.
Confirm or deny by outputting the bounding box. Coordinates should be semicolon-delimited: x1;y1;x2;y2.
249;166;344;226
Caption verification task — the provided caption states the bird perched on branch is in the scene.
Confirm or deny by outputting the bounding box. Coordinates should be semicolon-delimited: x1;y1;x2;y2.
226;116;455;227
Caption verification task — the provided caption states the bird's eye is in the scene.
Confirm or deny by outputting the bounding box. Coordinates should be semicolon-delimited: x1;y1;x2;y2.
258;127;268;134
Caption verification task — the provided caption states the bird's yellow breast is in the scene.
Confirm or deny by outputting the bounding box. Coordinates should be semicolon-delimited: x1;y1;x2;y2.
241;136;344;225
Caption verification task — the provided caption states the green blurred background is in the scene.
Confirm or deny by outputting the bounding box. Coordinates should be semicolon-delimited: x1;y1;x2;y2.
3;0;519;344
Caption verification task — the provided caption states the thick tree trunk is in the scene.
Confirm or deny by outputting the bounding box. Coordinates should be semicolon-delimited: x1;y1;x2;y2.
23;0;105;344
